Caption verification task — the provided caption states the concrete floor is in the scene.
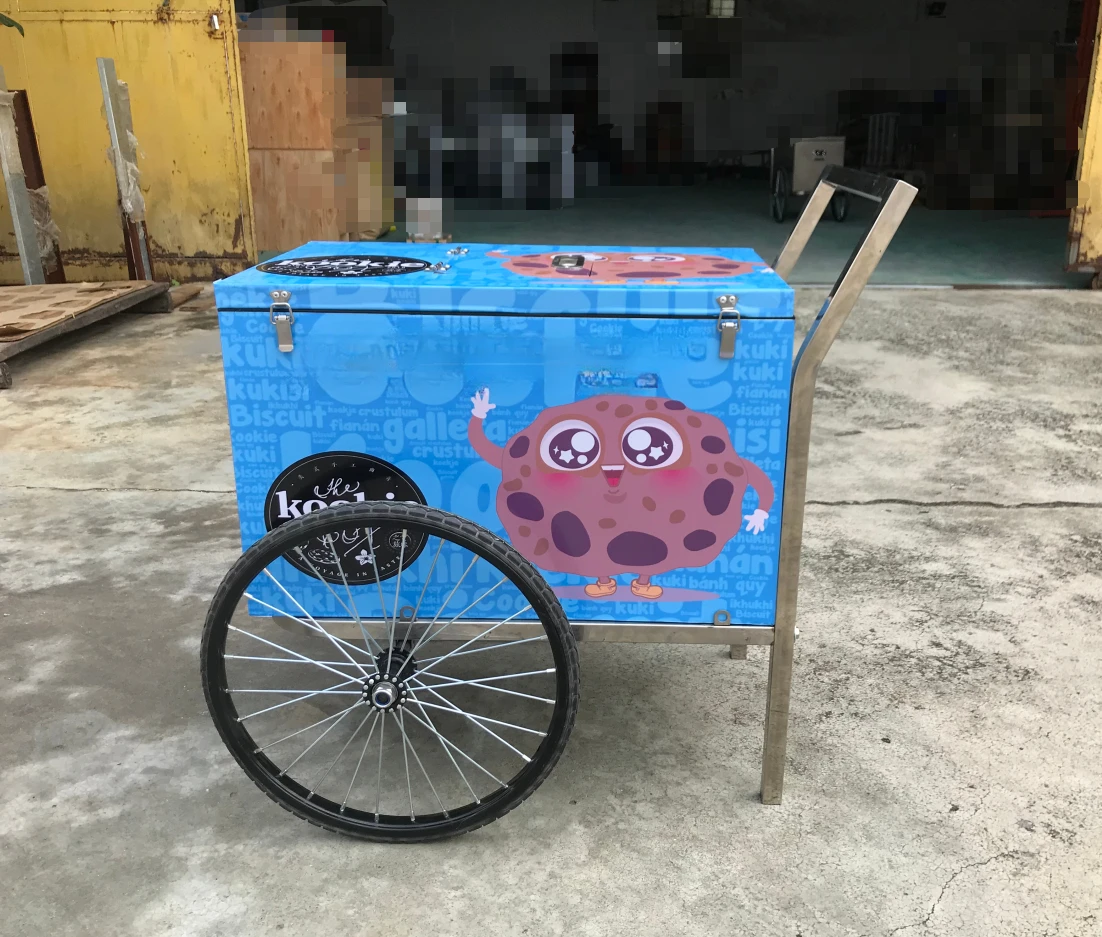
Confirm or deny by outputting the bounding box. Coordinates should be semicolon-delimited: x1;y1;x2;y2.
1;286;1101;936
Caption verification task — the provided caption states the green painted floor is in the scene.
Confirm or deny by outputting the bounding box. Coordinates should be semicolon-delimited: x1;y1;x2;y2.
446;179;1089;288
259;179;1089;287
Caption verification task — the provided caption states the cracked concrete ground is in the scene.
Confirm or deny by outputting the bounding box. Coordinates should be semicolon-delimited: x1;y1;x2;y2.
1;286;1100;937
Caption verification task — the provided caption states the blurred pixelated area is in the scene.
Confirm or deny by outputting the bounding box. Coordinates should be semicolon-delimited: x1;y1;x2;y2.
236;0;1089;274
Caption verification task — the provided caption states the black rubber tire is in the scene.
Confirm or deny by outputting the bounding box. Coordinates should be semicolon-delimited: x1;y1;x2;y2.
771;168;789;223
201;501;580;843
830;192;849;222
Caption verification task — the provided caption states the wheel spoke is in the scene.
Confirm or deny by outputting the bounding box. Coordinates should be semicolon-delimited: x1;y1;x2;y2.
309;709;373;798
415;635;547;666
414;605;533;678
408;554;479;655
366;529;389;639
403;700;504;789
261;569;373;679
341;711;381;812
239;679;359;723
424;668;556;685
396;709;448;817
411;687;534;762
323;533;385;657
398;710;414;819
412;577;510;650
402;535;444;647
413;693;547;738
294;543;356;622
256;703;362;754
231;687;362;695
240;595;374;665
374;709;386;820
229;624;367;687
280;701;363;777
414;675;555;705
404;696;481;803
225;655;364;667
386;529;408;678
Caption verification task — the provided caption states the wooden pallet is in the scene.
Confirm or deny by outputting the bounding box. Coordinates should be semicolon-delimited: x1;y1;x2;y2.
0;280;169;389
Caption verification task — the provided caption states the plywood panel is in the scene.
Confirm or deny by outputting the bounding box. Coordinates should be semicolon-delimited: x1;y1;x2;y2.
333;119;394;241
249;149;339;253
240;38;343;150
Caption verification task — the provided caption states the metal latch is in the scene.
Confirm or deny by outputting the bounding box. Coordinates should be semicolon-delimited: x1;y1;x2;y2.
269;289;294;353
716;294;740;359
429;262;451;274
552;254;586;268
446;246;469;256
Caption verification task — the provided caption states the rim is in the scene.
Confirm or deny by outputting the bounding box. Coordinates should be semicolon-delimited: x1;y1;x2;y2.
202;502;577;840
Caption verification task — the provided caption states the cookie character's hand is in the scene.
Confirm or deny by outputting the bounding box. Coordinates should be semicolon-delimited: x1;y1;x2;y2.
744;509;769;535
470;387;496;420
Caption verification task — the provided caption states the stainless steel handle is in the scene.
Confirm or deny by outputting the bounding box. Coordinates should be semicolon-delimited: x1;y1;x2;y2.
777;164;917;394
760;165;916;805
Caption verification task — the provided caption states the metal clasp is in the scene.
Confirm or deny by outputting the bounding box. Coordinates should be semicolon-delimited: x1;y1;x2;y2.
429;262;451;274
445;246;469;256
269;289;294;353
716;294;740;359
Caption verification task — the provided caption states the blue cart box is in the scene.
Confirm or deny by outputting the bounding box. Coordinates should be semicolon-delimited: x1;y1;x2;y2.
215;242;795;627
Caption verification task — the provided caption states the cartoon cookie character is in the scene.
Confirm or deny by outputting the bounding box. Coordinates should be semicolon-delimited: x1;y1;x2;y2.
487;250;765;285
468;389;774;600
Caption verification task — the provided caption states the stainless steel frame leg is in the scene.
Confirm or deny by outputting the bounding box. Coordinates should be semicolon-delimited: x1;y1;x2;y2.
728;644;747;660
760;165;917;804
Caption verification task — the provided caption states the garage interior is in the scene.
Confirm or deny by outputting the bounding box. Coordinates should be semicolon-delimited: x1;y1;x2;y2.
236;0;1094;286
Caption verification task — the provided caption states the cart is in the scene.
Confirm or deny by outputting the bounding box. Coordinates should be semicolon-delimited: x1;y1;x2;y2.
205;166;915;842
771;136;849;223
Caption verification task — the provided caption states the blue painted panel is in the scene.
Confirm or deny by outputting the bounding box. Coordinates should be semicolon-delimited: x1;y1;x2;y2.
219;308;793;627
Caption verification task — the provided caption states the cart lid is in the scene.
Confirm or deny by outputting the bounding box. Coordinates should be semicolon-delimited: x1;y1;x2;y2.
214;242;794;318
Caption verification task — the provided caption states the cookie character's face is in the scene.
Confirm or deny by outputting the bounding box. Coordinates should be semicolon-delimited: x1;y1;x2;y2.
496;394;751;577
488;251;763;284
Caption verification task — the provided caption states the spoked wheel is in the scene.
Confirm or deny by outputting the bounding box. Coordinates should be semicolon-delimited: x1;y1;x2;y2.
771;167;789;222
830;191;849;222
201;501;579;842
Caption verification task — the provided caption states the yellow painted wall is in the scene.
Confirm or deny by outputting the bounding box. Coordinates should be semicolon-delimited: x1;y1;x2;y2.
0;2;254;283
1070;10;1102;273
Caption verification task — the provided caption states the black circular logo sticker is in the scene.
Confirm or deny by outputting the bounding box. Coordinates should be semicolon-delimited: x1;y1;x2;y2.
256;256;432;278
264;452;427;584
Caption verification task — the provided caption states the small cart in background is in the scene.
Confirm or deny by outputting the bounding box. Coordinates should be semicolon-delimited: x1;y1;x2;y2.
771;136;849;223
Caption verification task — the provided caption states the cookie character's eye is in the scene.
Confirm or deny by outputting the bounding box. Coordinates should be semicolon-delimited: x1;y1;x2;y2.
628;255;685;263
540;419;601;471
621;418;683;469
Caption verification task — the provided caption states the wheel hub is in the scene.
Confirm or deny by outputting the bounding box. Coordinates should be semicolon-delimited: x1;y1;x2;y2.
364;645;417;710
365;678;405;710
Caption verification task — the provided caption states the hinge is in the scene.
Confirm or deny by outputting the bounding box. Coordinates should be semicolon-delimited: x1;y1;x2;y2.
269;289;294;353
716;294;740;359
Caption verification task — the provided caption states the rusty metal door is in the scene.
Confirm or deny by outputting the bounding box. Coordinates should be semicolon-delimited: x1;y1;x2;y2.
0;3;255;283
